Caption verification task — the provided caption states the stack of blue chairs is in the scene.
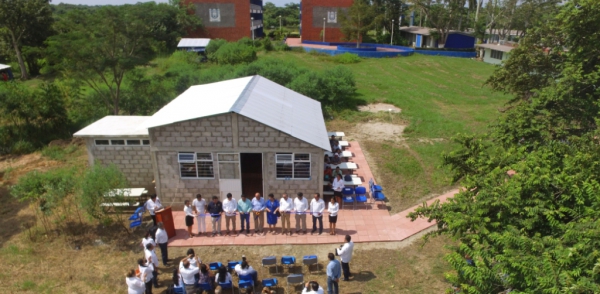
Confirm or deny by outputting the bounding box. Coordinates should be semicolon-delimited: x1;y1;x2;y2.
355;186;368;209
342;187;355;209
369;178;386;204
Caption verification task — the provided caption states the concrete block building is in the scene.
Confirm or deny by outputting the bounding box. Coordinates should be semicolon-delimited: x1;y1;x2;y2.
185;0;264;41
301;0;353;42
74;76;330;206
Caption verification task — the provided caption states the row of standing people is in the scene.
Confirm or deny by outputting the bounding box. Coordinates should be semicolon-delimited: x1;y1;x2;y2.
182;192;340;238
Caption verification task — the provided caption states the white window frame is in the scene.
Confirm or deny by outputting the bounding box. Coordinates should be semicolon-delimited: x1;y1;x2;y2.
490;50;503;60
94;138;150;146
275;153;311;180
178;152;215;179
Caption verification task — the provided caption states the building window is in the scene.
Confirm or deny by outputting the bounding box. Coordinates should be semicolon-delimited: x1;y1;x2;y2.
178;152;214;179
490;50;503;60
276;153;311;179
126;140;141;145
110;140;125;145
95;140;109;145
95;139;150;146
142;140;150;145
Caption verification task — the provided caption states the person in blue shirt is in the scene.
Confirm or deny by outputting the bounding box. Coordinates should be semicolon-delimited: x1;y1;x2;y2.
237;194;253;235
265;193;280;234
326;253;341;294
251;192;266;235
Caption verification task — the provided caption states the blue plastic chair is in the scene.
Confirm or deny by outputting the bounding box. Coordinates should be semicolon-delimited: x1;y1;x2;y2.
262;278;278;291
281;256;296;273
342;187;355;210
262;256;278;274
286;274;304;294
172;286;184;294
355;186;368;210
238;274;255;293
228;260;241;273
372;190;387;204
218;281;234;294
369;178;383;192
128;206;145;228
209;262;223;271
197;282;212;292
302;255;318;274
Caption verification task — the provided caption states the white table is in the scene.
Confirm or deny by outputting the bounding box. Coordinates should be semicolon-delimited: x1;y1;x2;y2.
339;141;349;147
344;177;363;186
325;151;352;158
328;162;358;170
328;132;345;138
105;188;148;198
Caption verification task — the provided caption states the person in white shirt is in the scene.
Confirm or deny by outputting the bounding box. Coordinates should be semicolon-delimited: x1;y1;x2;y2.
144;194;163;226
141;231;155;250
301;281;325;294
184;200;196;238
125;269;146;294
179;248;201;270
222;193;238;236
336;235;355;281
144;243;159;288
293;192;309;235
215;265;232;284
192;194;207;235
327;197;339;235
235;260;258;282
155;222;169;266
180;259;200;294
310;193;325;235
137;258;154;294
279;194;293;235
332;175;345;204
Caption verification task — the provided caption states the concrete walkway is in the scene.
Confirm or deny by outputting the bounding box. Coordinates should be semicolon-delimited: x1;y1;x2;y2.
168;141;455;247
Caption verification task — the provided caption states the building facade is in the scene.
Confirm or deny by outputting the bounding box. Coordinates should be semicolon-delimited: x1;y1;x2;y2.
300;0;353;42
74;76;330;207
184;0;264;41
476;44;514;65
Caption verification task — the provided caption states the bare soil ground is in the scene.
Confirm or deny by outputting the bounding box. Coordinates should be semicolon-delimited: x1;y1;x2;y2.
358;103;401;114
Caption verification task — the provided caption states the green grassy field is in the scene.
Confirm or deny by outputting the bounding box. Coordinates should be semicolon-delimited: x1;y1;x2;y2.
258;52;510;212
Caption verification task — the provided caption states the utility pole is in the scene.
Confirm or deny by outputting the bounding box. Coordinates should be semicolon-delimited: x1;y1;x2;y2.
323;17;326;42
391;19;394;45
251;17;255;46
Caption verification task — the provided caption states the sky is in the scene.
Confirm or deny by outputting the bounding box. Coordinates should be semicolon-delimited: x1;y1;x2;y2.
54;0;299;6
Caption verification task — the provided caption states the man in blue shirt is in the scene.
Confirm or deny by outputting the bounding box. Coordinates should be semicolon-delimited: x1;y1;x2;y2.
251;192;266;235
326;252;341;294
237;194;253;235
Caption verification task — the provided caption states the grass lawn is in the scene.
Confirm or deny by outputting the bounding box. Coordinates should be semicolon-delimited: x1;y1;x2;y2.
261;52;510;212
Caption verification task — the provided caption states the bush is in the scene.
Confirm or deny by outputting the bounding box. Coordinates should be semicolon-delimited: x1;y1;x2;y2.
205;38;227;62
79;164;130;228
11;141;36;155
41;145;78;161
214;42;257;65
234;58;306;86
332;53;362;64
262;38;274;52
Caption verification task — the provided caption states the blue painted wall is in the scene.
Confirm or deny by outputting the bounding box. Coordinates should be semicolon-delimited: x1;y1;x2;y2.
445;33;475;49
295;40;475;58
416;34;422;47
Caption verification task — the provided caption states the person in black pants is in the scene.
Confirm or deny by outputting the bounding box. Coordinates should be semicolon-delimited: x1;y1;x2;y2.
155;222;169;266
335;235;355;281
137;258;153;294
310;193;325;235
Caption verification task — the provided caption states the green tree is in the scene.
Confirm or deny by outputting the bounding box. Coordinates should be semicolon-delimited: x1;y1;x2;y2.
409;1;600;292
339;0;378;48
263;2;300;31
412;0;465;46
79;164;130;228
0;0;53;79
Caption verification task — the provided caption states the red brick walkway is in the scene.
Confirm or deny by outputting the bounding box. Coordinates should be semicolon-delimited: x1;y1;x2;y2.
168;141;455;247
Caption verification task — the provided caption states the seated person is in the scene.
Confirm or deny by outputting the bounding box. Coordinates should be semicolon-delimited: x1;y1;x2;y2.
235;260;258;282
215;265;232;284
329;135;339;150
332;167;343;179
324;166;332;182
333;143;342;152
332;152;341;164
301;281;324;294
344;172;352;182
324;154;330;164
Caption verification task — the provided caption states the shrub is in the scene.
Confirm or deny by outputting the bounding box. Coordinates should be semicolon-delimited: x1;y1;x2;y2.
234;58;306;86
11;141;36;155
262;38;274;52
214;42;257;65
41;145;78;161
205;38;227;61
332;53;362;64
79;164;130;228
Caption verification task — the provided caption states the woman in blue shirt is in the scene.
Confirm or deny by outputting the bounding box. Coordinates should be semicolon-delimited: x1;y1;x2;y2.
265;193;280;234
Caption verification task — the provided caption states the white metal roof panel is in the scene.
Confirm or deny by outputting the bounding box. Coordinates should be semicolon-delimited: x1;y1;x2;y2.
144;76;253;129
0;64;10;71
177;38;211;48
73;116;150;137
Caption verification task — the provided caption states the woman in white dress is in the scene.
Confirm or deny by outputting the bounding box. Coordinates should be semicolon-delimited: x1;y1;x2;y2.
327;197;339;235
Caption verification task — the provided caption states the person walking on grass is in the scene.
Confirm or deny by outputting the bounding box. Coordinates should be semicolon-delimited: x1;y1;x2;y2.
310;193;325;235
184;200;196;238
126;269;146;294
252;192;266;235
223;193;238;236
155;222;169;266
326;253;341;294
328;197;339;235
193;194;207;236
207;196;223;236
238;194;252;235
336;235;354;281
265;193;280;234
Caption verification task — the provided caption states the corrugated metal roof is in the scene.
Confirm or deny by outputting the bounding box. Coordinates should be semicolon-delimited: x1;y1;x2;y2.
73;116;150;137
177;38;211;48
0;64;10;71
144;76;331;151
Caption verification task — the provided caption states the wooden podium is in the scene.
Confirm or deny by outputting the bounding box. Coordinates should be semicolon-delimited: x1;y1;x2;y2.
155;206;176;239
